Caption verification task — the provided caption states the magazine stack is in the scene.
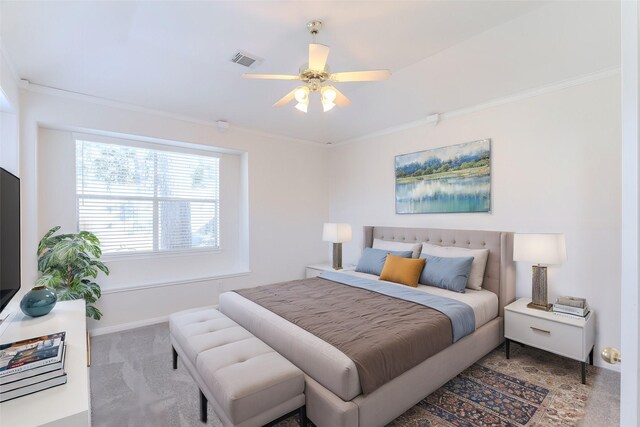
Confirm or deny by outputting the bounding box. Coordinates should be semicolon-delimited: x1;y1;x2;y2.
0;331;67;402
552;296;589;318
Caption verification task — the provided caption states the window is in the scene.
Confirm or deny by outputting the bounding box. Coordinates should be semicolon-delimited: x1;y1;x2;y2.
76;139;220;254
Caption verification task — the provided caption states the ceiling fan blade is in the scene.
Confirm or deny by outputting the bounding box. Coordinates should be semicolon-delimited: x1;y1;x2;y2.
308;43;330;71
273;88;298;107
331;86;352;108
242;73;300;80
331;70;391;82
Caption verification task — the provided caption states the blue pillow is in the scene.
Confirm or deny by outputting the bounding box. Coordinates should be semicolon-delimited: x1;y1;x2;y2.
355;248;413;276
419;254;474;293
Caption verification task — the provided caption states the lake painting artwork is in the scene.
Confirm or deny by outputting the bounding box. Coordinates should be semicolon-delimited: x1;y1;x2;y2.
395;139;491;214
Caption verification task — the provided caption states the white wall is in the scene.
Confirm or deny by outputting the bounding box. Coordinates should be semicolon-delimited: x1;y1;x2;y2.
328;75;621;369
0;42;19;176
20;89;329;332
0;111;18;175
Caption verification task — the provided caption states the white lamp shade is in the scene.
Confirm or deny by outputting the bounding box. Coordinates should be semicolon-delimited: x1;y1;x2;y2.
294;101;308;113
322;100;336;112
513;233;567;265
322;223;352;243
294;86;309;103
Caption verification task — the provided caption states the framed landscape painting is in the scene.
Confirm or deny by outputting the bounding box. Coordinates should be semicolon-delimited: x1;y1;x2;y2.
395;139;491;214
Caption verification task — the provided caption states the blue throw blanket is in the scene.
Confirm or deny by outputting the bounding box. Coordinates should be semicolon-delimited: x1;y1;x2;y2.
320;271;475;342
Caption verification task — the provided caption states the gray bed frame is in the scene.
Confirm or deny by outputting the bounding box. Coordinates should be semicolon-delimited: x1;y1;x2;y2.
230;226;516;427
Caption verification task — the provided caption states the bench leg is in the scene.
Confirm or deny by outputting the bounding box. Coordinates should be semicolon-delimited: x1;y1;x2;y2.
262;405;307;427
200;389;207;423
172;346;178;370
299;405;307;427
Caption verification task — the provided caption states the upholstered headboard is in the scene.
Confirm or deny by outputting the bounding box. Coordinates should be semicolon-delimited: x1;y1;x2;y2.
363;226;516;317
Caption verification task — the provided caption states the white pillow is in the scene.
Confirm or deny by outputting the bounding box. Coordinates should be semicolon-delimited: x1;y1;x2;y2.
373;238;422;258
420;242;489;290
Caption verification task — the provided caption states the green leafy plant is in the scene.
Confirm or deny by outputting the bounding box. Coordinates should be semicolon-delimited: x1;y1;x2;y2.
36;226;109;320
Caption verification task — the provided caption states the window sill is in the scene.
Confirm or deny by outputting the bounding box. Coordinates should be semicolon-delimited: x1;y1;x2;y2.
101;270;251;294
102;247;223;262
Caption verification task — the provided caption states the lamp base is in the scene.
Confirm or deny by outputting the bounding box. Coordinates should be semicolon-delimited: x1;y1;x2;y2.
527;302;552;311
332;243;343;270
531;265;549;309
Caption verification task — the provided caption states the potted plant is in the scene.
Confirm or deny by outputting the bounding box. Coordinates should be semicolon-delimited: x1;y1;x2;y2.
35;226;109;320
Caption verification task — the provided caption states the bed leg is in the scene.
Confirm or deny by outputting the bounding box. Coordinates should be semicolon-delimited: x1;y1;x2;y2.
172;346;178;369
200;389;207;423
299;405;307;427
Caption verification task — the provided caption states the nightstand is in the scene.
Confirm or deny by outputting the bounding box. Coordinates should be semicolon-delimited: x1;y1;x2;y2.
504;297;595;384
305;263;355;278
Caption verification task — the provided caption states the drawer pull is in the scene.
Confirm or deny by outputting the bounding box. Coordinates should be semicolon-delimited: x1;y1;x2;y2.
530;326;551;334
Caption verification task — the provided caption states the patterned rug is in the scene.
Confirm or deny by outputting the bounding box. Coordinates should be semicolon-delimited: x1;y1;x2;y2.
386;343;591;426
278;343;591;427
412;365;549;426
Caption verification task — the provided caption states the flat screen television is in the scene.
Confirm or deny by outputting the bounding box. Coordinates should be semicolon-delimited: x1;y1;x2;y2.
0;167;20;314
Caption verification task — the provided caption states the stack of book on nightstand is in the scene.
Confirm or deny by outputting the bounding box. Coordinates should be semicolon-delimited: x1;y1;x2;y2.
0;331;67;402
553;296;589;317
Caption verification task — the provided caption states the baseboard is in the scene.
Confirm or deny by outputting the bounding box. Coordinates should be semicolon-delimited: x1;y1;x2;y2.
89;304;220;336
89;315;169;336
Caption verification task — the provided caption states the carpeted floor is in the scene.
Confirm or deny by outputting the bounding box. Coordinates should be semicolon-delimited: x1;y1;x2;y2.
89;322;619;427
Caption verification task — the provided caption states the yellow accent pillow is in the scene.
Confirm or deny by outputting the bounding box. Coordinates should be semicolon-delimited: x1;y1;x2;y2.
379;254;426;288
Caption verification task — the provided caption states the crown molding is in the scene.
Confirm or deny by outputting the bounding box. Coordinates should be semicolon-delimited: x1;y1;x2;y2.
20;81;325;147
333;66;621;147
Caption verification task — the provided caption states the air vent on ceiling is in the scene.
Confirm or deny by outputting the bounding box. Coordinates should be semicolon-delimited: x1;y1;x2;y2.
231;51;262;68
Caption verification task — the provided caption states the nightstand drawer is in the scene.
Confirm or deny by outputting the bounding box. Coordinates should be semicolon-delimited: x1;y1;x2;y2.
505;310;583;361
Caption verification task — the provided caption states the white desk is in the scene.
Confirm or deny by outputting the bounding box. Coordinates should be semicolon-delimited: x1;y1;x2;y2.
0;300;90;427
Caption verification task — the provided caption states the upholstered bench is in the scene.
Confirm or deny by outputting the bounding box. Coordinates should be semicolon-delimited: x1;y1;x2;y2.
169;307;307;427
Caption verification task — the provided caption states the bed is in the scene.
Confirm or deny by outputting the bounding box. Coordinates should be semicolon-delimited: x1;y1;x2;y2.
219;226;515;427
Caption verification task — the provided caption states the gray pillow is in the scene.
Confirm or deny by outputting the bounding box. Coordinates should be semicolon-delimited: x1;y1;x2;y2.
372;238;423;258
355;248;413;276
419;254;474;293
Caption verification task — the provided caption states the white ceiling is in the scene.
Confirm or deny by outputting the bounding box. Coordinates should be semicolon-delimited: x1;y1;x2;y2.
0;1;620;143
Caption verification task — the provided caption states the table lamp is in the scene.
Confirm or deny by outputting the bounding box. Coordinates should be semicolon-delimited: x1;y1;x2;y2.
322;223;352;270
513;233;566;311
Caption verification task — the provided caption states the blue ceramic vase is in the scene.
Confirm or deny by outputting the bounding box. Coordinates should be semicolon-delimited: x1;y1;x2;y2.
20;286;57;317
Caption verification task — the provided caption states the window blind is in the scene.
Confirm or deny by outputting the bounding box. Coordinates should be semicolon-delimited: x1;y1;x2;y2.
76;139;220;254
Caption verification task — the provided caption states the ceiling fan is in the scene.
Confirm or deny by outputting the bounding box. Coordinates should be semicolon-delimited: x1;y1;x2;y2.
242;20;391;113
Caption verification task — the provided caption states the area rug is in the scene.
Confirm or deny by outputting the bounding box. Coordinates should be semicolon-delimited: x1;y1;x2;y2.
386;343;590;426
405;365;550;426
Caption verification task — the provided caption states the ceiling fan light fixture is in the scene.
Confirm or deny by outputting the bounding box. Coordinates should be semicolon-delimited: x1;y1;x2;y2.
295;101;308;113
322;100;336;112
294;86;310;103
321;86;337;103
